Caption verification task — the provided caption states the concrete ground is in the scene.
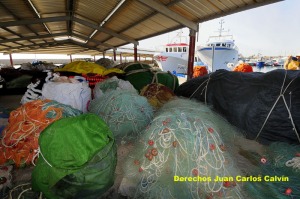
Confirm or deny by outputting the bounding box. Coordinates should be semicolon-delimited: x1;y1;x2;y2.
0;94;23;110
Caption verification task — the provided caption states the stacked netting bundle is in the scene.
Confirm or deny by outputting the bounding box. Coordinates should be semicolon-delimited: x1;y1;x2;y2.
122;98;245;199
0;100;82;166
32;114;117;199
89;90;153;142
116;62;179;93
244;142;300;199
140;83;175;110
176;69;300;145
93;76;137;99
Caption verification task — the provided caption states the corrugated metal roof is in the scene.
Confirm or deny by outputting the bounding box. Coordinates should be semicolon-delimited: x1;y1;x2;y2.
0;0;283;55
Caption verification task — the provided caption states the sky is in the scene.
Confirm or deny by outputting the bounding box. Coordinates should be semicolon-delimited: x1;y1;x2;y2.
137;0;299;57
0;0;299;60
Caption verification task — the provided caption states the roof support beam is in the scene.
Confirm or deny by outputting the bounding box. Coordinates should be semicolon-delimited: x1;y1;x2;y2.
0;32;68;44
73;17;138;45
137;0;198;31
0;1;41;45
72;33;115;49
0;16;71;27
69;40;103;52
67;0;75;35
1;41;68;53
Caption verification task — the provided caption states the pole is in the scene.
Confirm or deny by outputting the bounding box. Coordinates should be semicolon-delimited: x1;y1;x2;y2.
120;53;122;63
188;29;196;80
9;53;13;67
69;54;72;62
113;49;116;61
134;44;137;62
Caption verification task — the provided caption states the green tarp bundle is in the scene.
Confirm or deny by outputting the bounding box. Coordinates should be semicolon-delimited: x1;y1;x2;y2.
117;62;179;93
32;113;117;199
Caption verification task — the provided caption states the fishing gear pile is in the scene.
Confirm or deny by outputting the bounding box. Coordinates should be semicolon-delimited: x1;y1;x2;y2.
176;69;300;145
0;100;82;166
32;114;117;199
140;83;175;110
89;90;153;142
121;98;245;199
93;76;136;99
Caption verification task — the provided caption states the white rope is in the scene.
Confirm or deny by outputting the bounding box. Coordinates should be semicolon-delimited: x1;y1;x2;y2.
255;71;300;143
189;75;211;105
286;157;300;170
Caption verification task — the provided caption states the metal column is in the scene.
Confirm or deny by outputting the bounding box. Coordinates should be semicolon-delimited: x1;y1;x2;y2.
113;49;117;61
134;44;137;62
188;29;196;80
9;53;13;67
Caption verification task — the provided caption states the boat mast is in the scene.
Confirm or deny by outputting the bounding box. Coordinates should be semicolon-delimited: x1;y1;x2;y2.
218;19;225;39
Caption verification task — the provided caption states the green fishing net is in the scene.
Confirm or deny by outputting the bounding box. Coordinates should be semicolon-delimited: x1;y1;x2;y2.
93;76;137;99
116;62;179;93
89;90;154;142
244;142;300;198
121;97;245;199
31;113;117;199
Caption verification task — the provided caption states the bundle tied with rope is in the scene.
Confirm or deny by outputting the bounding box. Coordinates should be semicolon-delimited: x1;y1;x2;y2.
93;76;137;99
115;62;179;93
121;98;246;199
175;69;300;145
0;100;82;167
32;113;117;199
89;89;154;143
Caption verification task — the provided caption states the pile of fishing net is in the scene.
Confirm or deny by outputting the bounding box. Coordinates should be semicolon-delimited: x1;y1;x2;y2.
244;142;300;198
54;61;124;76
140;83;175;110
116;62;179;93
175;69;300;145
120;98;245;199
193;66;208;78
233;63;253;72
42;74;91;112
89;90;153;142
32;113;117;199
95;58;115;69
93;76;136;99
0;100;82;167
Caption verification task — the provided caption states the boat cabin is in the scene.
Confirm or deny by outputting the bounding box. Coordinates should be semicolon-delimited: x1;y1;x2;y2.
165;43;189;53
206;40;235;48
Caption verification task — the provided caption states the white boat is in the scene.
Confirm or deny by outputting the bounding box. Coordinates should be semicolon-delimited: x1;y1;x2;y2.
154;31;190;74
197;19;238;72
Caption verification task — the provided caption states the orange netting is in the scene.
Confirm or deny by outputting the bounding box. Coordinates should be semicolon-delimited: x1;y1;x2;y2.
233;63;253;73
0;100;75;167
193;66;208;78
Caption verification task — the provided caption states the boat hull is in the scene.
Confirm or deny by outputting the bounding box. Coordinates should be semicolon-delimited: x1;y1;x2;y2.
197;46;238;72
154;52;188;74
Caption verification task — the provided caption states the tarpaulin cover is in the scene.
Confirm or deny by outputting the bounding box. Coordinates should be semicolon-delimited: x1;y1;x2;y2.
116;63;179;93
32;113;117;199
175;69;300;145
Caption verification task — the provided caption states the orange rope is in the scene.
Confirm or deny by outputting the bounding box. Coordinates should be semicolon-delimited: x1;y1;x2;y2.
0;100;65;167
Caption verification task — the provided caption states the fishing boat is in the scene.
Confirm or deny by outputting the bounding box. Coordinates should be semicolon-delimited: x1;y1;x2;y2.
153;31;190;75
197;19;239;72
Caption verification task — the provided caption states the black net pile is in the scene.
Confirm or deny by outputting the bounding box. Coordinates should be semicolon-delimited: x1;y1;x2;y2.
175;69;300;145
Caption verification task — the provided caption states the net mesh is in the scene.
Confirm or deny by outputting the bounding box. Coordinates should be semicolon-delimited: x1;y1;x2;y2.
244;142;300;199
89;90;154;142
122;97;246;198
93;76;137;99
0;100;82;166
